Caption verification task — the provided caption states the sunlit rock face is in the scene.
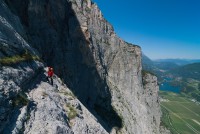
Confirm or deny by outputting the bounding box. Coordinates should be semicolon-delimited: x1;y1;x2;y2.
0;0;161;133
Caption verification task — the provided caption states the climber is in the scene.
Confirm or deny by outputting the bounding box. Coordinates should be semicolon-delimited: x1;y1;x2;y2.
47;67;54;85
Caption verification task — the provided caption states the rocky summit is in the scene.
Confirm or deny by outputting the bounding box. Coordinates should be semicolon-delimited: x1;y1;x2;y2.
0;0;168;133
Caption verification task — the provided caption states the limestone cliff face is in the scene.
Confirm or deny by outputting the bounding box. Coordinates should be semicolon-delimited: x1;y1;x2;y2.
0;1;43;132
0;0;161;133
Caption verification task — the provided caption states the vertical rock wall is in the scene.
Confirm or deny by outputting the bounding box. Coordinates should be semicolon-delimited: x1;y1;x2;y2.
3;0;161;133
70;1;161;133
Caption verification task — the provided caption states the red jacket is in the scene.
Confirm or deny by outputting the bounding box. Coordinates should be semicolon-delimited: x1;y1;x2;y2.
48;70;54;77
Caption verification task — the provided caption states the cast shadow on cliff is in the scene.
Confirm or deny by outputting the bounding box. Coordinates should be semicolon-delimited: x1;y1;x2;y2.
6;0;123;132
57;1;123;132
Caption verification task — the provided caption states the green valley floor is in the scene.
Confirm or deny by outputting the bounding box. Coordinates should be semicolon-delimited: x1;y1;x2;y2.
160;91;200;134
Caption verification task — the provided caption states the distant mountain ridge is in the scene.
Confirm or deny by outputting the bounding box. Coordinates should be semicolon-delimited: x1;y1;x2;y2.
142;54;200;106
142;54;200;83
142;54;200;75
142;53;155;71
167;63;200;101
142;54;180;81
154;61;179;71
154;59;200;66
168;63;200;80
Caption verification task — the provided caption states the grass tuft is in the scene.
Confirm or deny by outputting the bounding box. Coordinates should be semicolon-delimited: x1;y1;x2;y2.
60;91;76;98
12;92;29;107
0;50;40;66
64;103;77;120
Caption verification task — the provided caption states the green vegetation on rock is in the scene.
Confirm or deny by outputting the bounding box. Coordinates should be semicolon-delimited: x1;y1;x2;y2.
12;92;29;107
142;70;155;76
64;103;77;120
0;50;40;66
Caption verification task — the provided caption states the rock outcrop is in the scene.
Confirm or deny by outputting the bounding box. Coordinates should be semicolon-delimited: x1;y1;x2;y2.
24;72;108;134
0;0;163;133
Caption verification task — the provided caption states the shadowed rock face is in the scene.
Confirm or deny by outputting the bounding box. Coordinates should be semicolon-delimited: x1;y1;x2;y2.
1;0;162;133
0;1;43;132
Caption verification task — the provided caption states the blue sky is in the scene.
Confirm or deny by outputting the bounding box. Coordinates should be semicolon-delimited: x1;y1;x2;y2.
93;0;200;59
